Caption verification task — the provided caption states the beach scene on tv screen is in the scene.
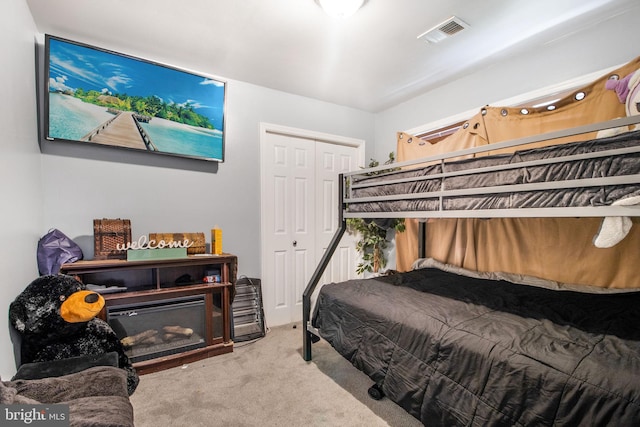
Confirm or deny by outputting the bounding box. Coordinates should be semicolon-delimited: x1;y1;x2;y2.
47;37;225;161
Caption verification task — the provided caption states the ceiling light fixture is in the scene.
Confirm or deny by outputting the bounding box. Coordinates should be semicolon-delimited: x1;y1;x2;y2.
316;0;366;18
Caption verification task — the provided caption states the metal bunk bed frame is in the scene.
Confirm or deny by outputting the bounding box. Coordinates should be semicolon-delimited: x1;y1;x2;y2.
303;115;640;361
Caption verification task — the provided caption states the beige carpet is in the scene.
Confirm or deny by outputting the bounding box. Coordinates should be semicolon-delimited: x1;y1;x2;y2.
130;323;423;426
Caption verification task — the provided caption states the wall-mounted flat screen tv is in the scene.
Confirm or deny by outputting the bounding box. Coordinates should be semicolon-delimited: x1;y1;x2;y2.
43;34;226;162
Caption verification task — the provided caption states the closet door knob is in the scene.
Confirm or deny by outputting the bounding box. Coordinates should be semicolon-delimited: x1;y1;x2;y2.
292;240;297;247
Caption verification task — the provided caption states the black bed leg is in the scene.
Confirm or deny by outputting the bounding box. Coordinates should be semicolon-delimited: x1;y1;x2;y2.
303;330;312;361
368;384;385;400
303;328;321;361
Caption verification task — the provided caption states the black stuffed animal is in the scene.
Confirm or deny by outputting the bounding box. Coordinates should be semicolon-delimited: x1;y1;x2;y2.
9;274;139;395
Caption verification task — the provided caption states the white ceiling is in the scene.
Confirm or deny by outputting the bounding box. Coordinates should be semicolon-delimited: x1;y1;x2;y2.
25;0;640;112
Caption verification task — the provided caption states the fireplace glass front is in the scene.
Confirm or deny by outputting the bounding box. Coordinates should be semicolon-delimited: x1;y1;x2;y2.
107;295;206;363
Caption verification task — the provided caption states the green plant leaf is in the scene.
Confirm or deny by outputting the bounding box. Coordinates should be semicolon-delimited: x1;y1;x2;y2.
346;152;405;274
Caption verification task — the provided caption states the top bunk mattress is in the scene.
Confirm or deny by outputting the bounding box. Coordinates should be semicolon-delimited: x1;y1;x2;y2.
347;129;640;215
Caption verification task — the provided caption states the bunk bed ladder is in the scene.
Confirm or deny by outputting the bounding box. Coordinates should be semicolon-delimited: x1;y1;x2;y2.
303;173;346;361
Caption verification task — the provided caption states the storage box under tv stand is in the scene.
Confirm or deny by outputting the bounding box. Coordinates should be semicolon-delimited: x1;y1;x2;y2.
60;254;237;374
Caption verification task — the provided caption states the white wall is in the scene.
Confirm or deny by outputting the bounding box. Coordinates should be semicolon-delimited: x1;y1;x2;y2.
0;0;43;378
373;7;640;160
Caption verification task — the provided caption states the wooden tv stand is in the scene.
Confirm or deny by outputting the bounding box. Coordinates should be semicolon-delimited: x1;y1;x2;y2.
60;254;237;374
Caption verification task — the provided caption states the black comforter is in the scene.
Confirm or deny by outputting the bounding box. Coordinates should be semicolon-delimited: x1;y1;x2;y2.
313;268;640;426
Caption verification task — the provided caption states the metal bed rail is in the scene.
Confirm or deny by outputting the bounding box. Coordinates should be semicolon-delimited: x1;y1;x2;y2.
302;174;346;361
344;115;640;178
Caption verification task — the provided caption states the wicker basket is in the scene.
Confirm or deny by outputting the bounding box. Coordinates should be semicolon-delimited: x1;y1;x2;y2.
148;232;206;255
93;218;131;260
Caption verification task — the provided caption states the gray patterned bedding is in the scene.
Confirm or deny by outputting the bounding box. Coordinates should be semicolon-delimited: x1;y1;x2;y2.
347;130;640;214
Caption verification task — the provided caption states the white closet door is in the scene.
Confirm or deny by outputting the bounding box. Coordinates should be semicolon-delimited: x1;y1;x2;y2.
315;142;358;287
261;126;362;327
263;132;316;327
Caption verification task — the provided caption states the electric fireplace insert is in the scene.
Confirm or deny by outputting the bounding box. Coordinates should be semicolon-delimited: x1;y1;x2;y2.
107;295;207;363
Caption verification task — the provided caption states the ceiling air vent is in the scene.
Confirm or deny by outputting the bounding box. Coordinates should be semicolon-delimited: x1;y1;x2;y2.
417;16;469;44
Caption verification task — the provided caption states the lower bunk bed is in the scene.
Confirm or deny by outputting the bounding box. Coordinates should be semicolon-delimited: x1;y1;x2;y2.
312;259;640;426
302;116;640;426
